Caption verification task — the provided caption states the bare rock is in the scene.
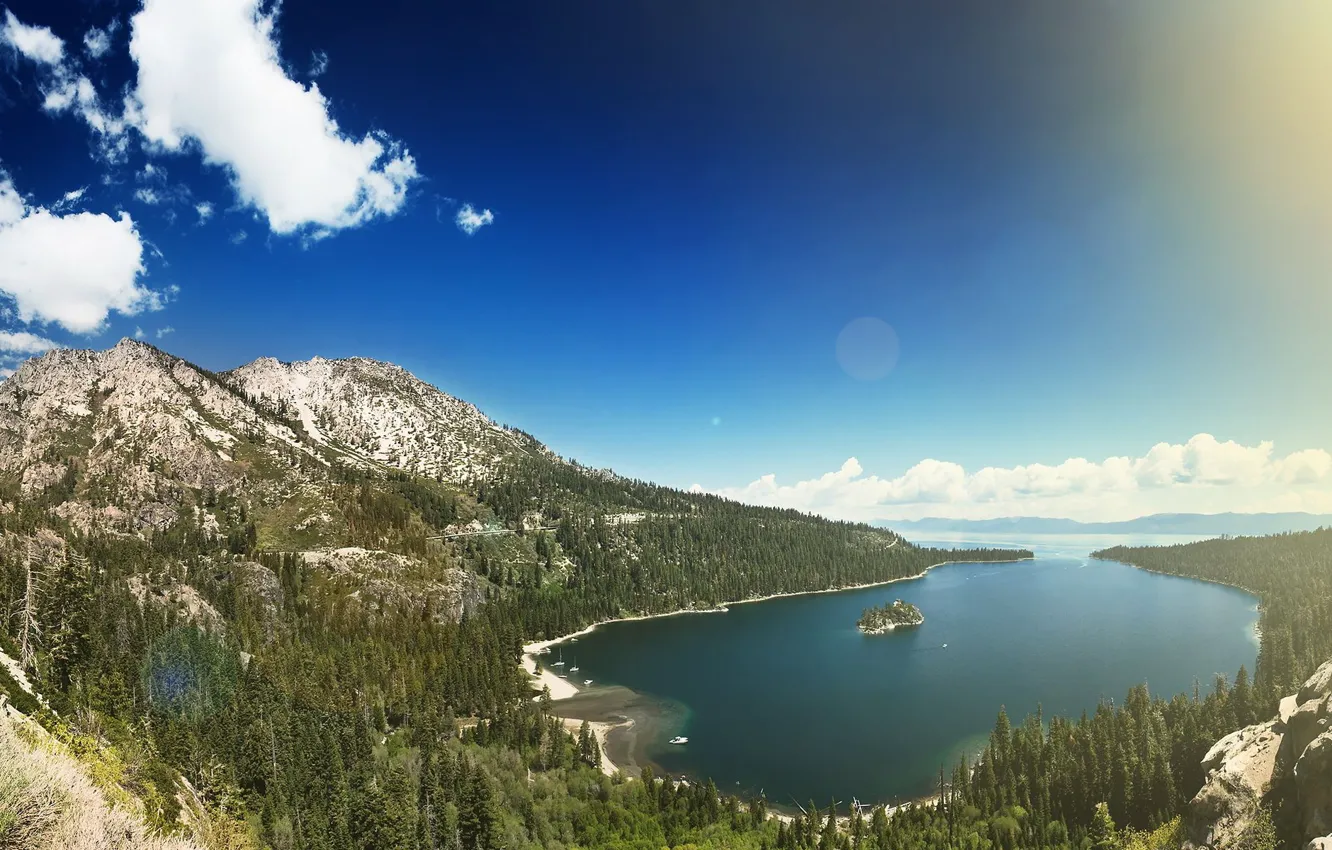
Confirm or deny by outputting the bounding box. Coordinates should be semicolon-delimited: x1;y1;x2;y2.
1284;695;1332;777
1186;720;1284;849
1296;732;1332;840
1300;660;1332;706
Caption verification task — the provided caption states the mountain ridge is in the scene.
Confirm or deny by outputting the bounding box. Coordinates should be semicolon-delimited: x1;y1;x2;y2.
881;511;1332;536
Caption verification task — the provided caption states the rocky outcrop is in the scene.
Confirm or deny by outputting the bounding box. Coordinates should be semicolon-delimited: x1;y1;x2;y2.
1296;732;1332;839
1300;661;1332;705
1185;720;1284;849
1186;659;1332;849
1286;661;1332;842
301;547;485;622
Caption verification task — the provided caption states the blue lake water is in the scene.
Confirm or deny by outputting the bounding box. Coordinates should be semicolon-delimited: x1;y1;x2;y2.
558;533;1259;806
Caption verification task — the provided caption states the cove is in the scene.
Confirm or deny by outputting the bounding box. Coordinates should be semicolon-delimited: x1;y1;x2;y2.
552;534;1259;807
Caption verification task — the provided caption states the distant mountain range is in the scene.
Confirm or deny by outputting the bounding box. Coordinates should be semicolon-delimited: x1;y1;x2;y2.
884;512;1332;536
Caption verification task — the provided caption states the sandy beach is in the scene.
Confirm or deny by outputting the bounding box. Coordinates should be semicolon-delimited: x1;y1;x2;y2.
559;716;631;778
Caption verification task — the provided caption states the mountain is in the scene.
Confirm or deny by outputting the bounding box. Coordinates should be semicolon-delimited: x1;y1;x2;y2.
0;339;1327;850
226;354;550;482
883;512;1332;536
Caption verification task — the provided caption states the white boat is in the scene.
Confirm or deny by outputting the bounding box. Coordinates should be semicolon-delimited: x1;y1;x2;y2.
669;736;688;745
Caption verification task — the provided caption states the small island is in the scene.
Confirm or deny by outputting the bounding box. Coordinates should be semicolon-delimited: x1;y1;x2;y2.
857;599;924;634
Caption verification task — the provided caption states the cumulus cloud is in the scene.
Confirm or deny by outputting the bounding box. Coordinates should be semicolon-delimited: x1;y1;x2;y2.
0;170;160;334
1;9;64;65
127;0;419;236
700;434;1332;523
0;331;62;355
455;203;494;235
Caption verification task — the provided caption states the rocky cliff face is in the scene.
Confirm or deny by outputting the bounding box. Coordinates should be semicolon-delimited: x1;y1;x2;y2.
1283;665;1332;845
0;339;322;532
1185;659;1332;850
226;354;550;483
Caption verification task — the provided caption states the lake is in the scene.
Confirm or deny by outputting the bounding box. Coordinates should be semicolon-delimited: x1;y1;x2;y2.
552;533;1259;806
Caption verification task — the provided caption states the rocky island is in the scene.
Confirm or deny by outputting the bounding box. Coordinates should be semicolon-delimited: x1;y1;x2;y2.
857;599;924;634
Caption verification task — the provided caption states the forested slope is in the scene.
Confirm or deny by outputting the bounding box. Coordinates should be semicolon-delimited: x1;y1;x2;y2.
6;341;1324;850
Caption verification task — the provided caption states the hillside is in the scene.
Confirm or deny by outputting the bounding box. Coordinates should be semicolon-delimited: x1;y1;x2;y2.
0;340;1032;848
4;340;1328;850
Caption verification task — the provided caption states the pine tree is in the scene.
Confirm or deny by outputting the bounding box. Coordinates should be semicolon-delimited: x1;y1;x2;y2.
1089;801;1118;850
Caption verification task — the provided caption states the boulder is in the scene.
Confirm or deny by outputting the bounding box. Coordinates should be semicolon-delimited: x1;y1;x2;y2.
1300;660;1332;706
1283;695;1332;776
1185;720;1284;849
1296;731;1332;840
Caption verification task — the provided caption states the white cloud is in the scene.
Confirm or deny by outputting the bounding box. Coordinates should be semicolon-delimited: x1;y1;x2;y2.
455;203;494;235
0;179;24;225
195;201;213;222
55;187;87;211
0;171;160;334
701;434;1332;523
83;25;112;59
3;11;131;161
0;331;62;355
1;9;64;65
127;0;419;236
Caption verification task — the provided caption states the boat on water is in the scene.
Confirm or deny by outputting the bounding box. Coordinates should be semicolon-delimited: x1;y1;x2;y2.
669;736;689;745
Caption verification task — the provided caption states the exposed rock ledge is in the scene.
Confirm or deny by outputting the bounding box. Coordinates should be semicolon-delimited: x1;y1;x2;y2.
1185;658;1332;849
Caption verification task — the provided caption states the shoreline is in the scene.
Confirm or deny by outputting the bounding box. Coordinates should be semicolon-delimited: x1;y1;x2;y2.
558;717;630;778
521;556;1036;697
1088;555;1266;637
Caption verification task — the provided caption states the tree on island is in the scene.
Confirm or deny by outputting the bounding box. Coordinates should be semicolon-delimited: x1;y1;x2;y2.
857;599;924;633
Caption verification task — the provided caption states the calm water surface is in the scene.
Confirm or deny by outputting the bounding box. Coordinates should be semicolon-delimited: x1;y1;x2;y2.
560;534;1258;806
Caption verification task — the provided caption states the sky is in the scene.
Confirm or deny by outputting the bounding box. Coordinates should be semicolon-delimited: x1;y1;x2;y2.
1;0;1330;523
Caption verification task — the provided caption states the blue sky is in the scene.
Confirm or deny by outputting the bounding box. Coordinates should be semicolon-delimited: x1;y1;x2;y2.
2;0;1330;521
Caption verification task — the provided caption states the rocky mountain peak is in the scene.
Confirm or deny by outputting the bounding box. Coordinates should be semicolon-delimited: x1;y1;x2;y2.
227;353;546;482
